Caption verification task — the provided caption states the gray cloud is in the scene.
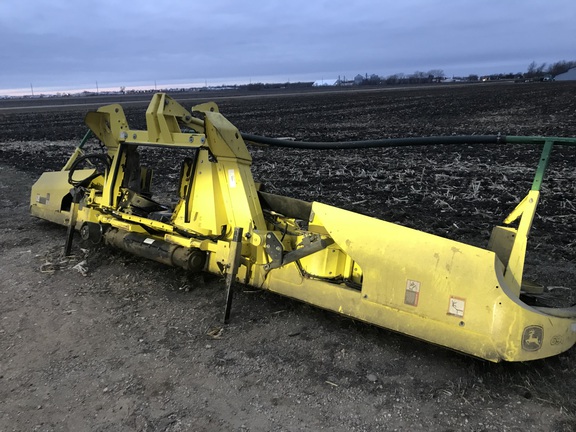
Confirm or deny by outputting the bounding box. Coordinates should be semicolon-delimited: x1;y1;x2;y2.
1;0;575;93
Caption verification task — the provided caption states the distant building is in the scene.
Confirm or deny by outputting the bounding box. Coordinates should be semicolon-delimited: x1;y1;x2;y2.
313;79;339;86
555;67;576;81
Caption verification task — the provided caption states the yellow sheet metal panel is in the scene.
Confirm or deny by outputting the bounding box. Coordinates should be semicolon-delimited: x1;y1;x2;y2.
271;201;576;361
490;286;576;361
264;253;576;361
504;190;540;296
310;201;498;313
202;111;252;161
172;149;227;236
100;145;125;209
299;246;349;279
30;170;88;226
84;105;127;151
215;159;266;233
488;226;517;266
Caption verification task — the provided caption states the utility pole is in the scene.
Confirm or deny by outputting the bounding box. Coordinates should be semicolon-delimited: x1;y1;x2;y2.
30;83;34;97
96;81;99;94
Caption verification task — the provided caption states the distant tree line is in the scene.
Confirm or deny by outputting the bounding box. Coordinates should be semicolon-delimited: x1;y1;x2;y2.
244;81;314;91
14;59;576;100
346;59;576;87
351;69;459;86
525;60;576;79
164;58;576;94
364;69;448;85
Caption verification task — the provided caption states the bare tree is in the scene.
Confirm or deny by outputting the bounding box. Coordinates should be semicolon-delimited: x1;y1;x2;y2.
427;69;445;78
526;61;548;79
547;60;576;77
526;61;538;78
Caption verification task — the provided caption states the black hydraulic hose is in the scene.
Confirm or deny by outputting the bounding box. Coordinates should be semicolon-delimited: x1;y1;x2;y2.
68;153;111;187
241;133;506;149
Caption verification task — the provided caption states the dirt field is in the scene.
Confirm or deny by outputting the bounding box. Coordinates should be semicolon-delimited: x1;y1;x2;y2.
1;82;576;431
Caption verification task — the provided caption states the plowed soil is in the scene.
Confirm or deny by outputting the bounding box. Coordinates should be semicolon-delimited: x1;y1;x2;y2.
1;82;576;431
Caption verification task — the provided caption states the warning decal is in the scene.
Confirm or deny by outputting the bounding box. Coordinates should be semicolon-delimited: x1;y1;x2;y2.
404;279;420;306
448;296;466;317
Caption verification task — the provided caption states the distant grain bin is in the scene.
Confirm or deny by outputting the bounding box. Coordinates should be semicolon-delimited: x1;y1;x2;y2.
555;67;576;81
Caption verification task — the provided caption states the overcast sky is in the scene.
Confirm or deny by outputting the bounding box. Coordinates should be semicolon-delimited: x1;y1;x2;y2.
1;0;574;95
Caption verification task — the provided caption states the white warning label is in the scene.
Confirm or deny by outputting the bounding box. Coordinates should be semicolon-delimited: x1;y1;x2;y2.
404;279;420;306
448;297;466;317
228;169;237;188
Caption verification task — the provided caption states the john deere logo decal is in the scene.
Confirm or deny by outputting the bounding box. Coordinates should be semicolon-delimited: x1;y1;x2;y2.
522;326;543;351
